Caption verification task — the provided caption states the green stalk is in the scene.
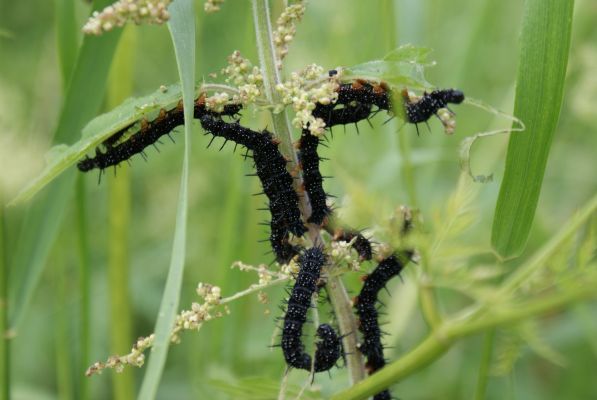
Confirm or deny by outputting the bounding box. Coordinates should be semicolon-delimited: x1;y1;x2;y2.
332;284;597;400
53;1;82;397
137;1;195;397
75;178;91;400
106;25;136;400
498;193;597;296
251;0;365;384
54;258;74;400
474;330;496;400
0;192;9;400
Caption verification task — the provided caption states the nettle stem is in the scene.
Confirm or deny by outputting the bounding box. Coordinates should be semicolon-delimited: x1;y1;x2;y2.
251;0;365;385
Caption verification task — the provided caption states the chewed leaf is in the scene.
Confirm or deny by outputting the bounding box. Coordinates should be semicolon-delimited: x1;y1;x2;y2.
9;83;187;206
344;45;434;90
458;97;525;183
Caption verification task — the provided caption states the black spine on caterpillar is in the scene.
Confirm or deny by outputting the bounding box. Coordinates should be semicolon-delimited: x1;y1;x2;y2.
405;88;464;124
281;247;342;372
333;229;373;261
77;100;241;172
297;129;331;225
354;252;412;400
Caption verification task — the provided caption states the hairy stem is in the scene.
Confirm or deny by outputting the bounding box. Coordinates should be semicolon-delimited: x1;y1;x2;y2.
251;0;365;384
326;275;366;385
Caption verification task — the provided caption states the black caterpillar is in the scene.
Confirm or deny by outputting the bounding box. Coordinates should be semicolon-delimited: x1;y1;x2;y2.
297;81;392;227
333;228;373;261
199;113;307;262
354;252;412;400
281;247;342;372
404;88;464;134
297;129;331;225
78;97;306;264
77;98;242;172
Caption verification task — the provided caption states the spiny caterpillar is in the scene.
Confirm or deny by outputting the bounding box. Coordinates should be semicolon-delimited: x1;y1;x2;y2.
281;247;342;372
332;228;373;261
403;88;465;134
199;114;307;262
354;252;412;400
297;129;330;225
312;80;391;128
77;97;242;172
298;80;392;227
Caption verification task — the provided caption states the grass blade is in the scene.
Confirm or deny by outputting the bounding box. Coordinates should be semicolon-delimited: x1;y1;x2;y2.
137;0;195;398
106;26;136;400
8;0;122;331
54;0;79;84
491;0;575;258
0;192;9;400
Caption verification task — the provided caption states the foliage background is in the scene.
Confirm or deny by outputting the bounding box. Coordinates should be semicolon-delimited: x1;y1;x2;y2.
0;0;595;399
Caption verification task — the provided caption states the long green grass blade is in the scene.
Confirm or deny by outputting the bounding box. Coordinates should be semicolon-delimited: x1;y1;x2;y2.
106;26;136;400
491;0;575;258
54;0;79;84
137;1;195;398
8;0;122;331
54;2;82;398
75;178;91;400
0;192;9;400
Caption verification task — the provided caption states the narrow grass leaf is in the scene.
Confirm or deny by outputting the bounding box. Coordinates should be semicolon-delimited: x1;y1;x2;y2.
8;0;122;331
54;0;79;84
106;26;136;400
0;191;9;400
137;1;195;398
491;0;575;258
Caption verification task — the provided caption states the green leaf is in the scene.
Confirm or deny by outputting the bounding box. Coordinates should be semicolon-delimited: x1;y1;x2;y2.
137;0;195;398
209;377;323;400
491;0;575;259
344;44;433;90
8;0;122;331
8;83;185;206
54;0;79;84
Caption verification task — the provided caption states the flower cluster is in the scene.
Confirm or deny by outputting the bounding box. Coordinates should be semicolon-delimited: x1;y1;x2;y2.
85;282;226;376
85;335;153;376
276;64;340;135
329;238;365;272
220;51;264;104
172;284;227;343
273;3;306;64
83;0;172;35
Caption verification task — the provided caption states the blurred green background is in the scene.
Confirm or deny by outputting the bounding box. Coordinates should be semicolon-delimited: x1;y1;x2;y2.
1;0;595;399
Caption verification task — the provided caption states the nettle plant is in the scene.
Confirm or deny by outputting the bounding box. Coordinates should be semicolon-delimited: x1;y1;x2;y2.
11;1;595;399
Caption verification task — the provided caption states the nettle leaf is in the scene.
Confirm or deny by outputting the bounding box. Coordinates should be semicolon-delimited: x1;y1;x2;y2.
10;83;187;205
209;377;323;400
343;45;433;91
